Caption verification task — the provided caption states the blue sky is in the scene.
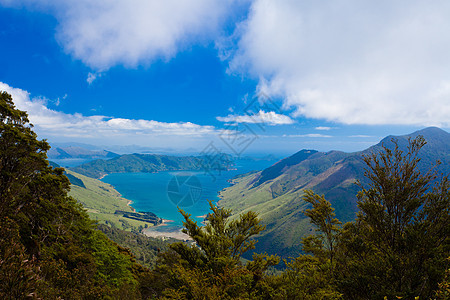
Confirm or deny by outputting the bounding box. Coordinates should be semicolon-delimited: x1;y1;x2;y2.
1;1;449;156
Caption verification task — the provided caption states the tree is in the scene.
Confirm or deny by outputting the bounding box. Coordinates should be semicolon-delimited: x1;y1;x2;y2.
336;137;449;299
0;91;49;218
0;92;143;298
150;201;279;299
302;190;341;271
0;218;40;299
273;190;343;299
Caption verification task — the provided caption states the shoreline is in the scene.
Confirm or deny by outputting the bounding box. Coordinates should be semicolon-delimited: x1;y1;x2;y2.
143;221;192;241
127;200;136;212
99;169;239;241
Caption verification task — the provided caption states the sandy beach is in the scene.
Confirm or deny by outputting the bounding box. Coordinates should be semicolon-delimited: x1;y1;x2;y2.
143;220;192;241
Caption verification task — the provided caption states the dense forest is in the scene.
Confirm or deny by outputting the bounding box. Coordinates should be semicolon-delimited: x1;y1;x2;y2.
1;91;449;299
71;152;234;179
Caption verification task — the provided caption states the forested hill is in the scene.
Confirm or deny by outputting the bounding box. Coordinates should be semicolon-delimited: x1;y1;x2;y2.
219;127;450;258
71;153;234;179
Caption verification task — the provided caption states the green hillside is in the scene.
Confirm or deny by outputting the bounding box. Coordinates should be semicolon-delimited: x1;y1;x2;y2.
71;153;234;179
66;169;158;231
0;92;146;298
219;127;450;258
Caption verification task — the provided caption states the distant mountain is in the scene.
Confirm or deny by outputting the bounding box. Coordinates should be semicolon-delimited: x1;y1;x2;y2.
47;146;119;160
219;127;450;259
50;142;103;150
369;127;450;174
71;153;234;179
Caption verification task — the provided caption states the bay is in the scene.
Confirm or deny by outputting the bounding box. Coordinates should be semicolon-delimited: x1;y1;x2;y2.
101;159;276;230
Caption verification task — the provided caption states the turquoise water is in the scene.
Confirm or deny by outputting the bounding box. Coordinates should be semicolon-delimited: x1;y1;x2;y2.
101;159;276;230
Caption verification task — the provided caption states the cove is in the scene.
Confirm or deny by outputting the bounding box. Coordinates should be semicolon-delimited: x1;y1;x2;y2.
101;159;277;230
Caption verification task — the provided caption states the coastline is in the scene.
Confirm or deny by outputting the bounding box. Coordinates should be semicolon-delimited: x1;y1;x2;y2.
100;170;235;241
127;200;136;212
143;221;192;241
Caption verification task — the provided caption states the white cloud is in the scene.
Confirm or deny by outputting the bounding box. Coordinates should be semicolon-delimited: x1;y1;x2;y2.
87;72;102;85
315;126;332;131
2;0;235;70
282;134;332;138
229;0;450;126
217;110;295;125
0;82;216;143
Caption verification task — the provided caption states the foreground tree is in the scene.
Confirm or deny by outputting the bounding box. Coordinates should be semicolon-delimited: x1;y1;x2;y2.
148;201;279;299
0;92;143;298
295;136;449;299
336;137;449;299
302;190;342;272
273;191;343;299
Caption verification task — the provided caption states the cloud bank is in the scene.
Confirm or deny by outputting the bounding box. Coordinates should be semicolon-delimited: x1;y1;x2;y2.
0;82;216;143
229;0;450;126
2;0;450;127
1;0;235;70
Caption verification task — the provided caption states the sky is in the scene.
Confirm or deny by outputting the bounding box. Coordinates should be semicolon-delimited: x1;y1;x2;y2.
0;0;449;156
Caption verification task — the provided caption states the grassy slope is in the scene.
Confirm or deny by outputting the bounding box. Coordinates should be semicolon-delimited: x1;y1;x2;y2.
219;173;314;258
219;156;365;258
219;127;450;259
66;170;151;231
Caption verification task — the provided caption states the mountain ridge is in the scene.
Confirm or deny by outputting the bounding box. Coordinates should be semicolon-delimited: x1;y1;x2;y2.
47;145;119;160
219;127;450;259
71;153;234;179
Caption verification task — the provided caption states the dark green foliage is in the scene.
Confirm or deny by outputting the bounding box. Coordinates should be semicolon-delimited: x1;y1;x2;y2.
65;172;86;188
278;255;342;299
435;257;450;299
98;224;172;269
2;90;448;299
261;191;344;299
302;190;341;271
220;127;450;259
72;153;234;179
335;136;450;299
0;218;41;299
0;92;143;298
114;210;162;225
149;201;280;299
298;136;449;299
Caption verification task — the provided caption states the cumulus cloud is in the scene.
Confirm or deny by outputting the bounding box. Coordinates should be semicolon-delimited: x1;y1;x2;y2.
4;0;450;127
229;0;450;126
0;82;216;142
1;0;234;70
217;110;295;125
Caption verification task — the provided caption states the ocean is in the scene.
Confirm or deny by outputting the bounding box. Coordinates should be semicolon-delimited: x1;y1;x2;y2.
101;159;276;231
